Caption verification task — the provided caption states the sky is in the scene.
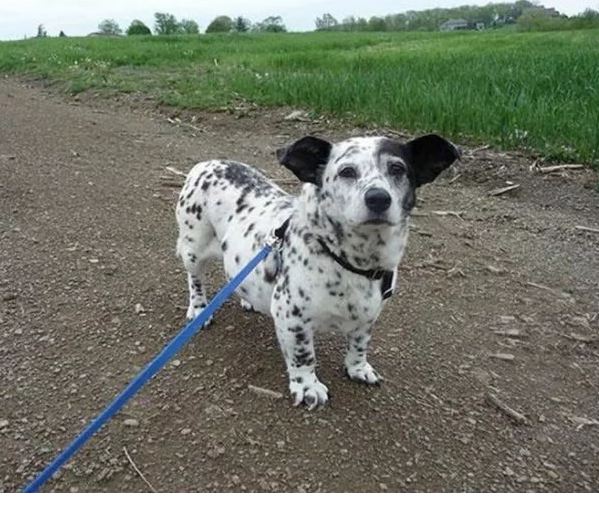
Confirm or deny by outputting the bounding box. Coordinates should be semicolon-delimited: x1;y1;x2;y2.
0;0;597;40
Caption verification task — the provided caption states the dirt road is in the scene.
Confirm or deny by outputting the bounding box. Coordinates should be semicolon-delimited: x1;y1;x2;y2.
1;79;598;492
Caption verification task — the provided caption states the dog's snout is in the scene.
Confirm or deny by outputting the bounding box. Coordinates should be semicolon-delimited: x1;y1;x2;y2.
364;188;391;214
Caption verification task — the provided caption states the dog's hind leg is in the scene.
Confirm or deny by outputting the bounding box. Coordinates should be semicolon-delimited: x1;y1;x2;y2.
240;298;255;312
176;222;219;324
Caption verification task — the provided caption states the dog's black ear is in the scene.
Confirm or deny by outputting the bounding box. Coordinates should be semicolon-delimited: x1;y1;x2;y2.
276;136;332;185
404;134;460;187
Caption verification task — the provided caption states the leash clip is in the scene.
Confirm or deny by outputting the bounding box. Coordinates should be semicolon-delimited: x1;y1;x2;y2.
267;217;291;250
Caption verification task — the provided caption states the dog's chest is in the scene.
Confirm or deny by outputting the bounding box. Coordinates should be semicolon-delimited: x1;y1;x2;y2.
281;241;384;333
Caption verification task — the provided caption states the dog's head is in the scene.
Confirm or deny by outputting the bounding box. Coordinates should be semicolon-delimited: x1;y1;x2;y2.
277;134;459;228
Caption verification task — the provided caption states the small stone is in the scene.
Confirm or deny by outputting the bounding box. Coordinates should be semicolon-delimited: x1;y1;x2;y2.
503;467;514;476
14;328;23;336
89;258;99;264
379;482;388;490
123;418;139;427
0;419;8;429
207;446;225;458
181;428;192;435
134;303;145;314
171;359;181;367
225;325;235;331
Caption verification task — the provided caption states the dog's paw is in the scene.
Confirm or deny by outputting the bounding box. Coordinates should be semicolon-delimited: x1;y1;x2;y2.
186;305;213;328
240;298;256;312
289;375;329;410
345;362;382;385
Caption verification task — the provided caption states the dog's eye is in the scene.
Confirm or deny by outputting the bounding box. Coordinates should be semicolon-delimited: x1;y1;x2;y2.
388;162;406;176
338;166;357;179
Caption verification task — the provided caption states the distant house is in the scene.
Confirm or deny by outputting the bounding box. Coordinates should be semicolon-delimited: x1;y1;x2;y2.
439;19;468;31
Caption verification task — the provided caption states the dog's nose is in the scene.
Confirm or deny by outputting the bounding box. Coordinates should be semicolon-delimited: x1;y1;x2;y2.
365;188;391;213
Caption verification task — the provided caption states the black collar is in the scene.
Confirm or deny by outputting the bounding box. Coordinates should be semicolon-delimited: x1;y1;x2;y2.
317;238;386;280
316;238;395;300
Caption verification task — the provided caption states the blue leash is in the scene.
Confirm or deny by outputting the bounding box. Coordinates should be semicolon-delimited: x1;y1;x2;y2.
23;241;276;493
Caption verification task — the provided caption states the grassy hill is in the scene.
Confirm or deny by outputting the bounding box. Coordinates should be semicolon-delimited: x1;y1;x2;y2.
1;30;597;165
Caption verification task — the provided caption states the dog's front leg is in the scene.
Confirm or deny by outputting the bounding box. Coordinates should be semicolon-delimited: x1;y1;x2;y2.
345;327;382;385
274;323;329;409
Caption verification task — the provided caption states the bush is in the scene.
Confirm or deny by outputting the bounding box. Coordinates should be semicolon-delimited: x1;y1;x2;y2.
126;20;151;36
206;16;233;33
180;19;199;34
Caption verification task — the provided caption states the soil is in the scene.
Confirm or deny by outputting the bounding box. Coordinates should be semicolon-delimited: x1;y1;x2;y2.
1;78;598;493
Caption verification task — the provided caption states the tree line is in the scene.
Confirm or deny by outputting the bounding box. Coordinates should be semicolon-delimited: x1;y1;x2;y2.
315;1;599;32
36;2;599;38
35;12;287;38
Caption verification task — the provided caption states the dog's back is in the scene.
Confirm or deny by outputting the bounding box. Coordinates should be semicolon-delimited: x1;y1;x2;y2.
176;160;293;317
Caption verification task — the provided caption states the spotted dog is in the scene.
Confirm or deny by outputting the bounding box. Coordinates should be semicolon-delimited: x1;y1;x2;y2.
176;134;459;408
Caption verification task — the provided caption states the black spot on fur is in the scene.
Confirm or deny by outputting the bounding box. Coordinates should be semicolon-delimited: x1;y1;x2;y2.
264;268;277;284
244;223;255;238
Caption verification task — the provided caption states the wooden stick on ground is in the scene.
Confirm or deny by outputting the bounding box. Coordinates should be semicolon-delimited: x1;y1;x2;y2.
575;225;599;234
539;164;584;174
164;166;186;178
488;184;520;196
448;173;462;185
485;392;530;425
123;446;157;493
248;384;284;399
469;144;490;155
432;210;464;219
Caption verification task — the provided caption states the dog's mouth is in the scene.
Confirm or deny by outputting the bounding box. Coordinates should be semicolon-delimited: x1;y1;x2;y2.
362;217;393;226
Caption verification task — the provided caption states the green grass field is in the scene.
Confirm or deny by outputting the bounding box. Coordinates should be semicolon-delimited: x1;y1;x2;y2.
1;30;598;165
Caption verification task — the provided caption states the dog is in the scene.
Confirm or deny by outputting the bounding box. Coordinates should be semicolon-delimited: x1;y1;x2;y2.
176;133;459;409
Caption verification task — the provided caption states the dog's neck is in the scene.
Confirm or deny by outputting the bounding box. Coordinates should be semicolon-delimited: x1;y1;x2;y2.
295;185;409;272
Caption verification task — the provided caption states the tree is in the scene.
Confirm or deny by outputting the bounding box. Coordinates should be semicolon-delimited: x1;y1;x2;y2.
126;19;151;36
180;19;199;34
206;15;233;33
315;13;338;30
98;19;122;36
254;15;286;32
367;16;387;31
59;30;66;37
232;16;251;32
154;12;181;35
36;24;47;38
